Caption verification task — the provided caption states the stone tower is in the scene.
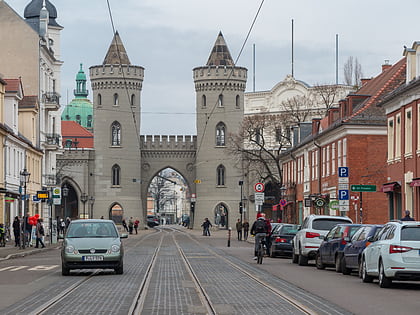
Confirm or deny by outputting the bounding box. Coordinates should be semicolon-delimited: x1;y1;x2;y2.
193;32;247;228
89;32;144;222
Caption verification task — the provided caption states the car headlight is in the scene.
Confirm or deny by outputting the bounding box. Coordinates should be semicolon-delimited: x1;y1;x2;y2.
111;245;120;253
65;245;75;254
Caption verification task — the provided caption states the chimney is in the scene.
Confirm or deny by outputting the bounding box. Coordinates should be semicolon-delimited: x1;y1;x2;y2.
312;118;321;135
360;78;371;86
382;59;391;72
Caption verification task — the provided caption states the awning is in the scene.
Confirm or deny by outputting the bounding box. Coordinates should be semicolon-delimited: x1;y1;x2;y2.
381;182;400;192
410;178;420;187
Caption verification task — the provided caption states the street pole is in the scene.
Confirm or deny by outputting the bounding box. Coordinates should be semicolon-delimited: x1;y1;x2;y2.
239;180;243;224
81;193;88;219
19;169;30;249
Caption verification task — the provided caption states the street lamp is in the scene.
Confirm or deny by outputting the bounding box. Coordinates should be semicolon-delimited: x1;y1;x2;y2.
81;193;88;219
89;196;95;218
280;186;287;223
19;168;30;249
239;180;244;224
62;184;69;219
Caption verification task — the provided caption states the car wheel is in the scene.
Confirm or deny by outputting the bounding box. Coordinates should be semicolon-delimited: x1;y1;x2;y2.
335;254;342;273
341;256;351;275
315;252;325;269
115;263;124;275
378;260;392;288
292;247;298;263
61;262;70;276
361;258;373;283
298;246;308;266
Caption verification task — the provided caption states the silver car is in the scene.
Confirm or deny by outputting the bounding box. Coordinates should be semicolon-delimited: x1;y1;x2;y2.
61;219;128;276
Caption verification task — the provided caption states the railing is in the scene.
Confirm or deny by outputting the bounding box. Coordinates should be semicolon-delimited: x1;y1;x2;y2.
43;92;61;110
45;133;61;148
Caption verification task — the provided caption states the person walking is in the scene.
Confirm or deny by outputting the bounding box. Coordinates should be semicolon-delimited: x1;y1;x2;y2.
12;216;20;247
236;219;243;241
201;218;212;236
134;218;139;234
128;217;134;234
401;210;415;221
35;218;45;248
242;219;250;241
122;219;129;232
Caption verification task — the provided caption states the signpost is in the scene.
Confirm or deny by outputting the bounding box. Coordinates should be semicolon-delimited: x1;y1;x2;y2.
338;167;349;212
351;185;376;192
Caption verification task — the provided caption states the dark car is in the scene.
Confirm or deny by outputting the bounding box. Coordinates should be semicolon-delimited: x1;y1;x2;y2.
147;215;160;227
316;224;362;272
269;224;299;257
341;224;383;275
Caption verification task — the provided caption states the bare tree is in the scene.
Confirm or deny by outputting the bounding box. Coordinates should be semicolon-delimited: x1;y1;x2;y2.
344;56;354;86
313;84;340;116
343;56;363;88
281;95;314;122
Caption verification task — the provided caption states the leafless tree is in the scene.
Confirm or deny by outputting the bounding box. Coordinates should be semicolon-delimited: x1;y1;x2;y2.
281;95;314;122
344;56;354;86
313;84;340;116
344;56;363;87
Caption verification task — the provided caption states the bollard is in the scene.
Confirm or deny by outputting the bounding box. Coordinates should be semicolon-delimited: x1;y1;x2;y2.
227;227;232;247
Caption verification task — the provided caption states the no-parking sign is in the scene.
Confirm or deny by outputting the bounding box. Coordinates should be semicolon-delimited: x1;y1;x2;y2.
254;182;265;192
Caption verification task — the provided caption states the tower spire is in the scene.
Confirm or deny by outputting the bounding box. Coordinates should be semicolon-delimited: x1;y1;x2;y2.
206;31;234;66
103;31;131;65
74;63;88;98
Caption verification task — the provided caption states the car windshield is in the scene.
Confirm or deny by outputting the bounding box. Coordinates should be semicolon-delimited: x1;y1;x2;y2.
401;226;420;241
67;222;119;238
280;225;299;235
312;219;351;231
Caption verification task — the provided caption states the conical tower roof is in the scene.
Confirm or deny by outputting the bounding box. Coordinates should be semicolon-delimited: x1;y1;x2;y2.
103;31;131;65
206;31;234;67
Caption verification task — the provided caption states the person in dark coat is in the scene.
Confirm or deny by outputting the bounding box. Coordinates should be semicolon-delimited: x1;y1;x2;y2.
242;220;250;241
401;210;415;221
201;218;212;236
35;218;45;248
236;219;243;241
12;216;20;247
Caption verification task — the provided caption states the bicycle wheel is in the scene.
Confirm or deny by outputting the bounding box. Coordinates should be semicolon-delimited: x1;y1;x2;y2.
257;242;264;264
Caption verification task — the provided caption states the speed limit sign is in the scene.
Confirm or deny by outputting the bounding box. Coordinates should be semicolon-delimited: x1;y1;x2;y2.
254;182;265;192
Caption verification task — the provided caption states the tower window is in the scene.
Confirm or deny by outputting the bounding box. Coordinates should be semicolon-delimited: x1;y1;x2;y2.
98;93;102;106
236;95;240;108
76;115;81;125
112;164;121;186
131;94;136;106
217;165;225;186
65;139;72;148
218;94;224;107
111;121;121;146
216;122;226;146
202;95;206;108
113;93;119;106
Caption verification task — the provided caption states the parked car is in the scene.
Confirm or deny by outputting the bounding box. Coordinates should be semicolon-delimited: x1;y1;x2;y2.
61;219;128;276
269;223;299;257
292;215;353;266
315;224;362;272
147;215;160;227
361;221;420;288
341;224;383;275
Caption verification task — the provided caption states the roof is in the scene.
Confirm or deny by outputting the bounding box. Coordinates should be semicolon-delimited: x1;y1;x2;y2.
206;31;234;67
24;0;61;28
103;31;131;65
19;95;38;109
61;121;93;148
4;79;21;93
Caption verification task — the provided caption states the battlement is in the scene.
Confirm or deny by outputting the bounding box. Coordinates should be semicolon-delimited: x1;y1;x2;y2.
193;65;247;83
140;135;197;151
89;64;144;81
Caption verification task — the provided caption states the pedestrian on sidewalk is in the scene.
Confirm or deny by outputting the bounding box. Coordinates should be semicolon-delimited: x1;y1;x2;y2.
236;219;243;241
35;218;45;248
134;218;139;234
401;210;415;221
12;216;20;247
128;217;134;234
243;219;249;241
201;218;212;236
122;219;129;232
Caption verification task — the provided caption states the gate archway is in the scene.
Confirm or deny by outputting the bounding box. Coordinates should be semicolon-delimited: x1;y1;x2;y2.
214;203;229;230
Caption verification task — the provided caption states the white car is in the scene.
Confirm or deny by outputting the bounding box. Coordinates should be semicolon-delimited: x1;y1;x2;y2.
361;221;420;288
292;214;352;266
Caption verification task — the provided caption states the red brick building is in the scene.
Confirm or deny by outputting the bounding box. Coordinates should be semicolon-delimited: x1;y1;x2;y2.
280;59;406;224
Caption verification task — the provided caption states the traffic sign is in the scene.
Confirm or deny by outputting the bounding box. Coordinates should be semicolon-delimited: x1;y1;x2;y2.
254;182;265;192
338;190;349;200
279;199;287;207
351;185;376;192
255;192;265;202
329;200;339;210
338;167;349;177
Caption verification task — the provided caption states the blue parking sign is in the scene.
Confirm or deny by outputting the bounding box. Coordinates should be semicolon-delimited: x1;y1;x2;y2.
338;167;349;177
338;190;349;200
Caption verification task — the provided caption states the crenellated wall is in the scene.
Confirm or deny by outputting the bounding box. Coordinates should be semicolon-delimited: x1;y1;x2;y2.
140;135;197;151
193;66;247;92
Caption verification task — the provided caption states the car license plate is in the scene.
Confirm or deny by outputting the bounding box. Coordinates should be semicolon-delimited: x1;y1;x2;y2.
83;255;104;261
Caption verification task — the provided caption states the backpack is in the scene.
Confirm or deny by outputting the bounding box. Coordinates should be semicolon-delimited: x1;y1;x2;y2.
39;225;45;236
255;220;266;233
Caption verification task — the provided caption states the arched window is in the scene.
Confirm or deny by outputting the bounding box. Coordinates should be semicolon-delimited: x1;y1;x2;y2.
113;93;119;106
97;93;102;106
217;165;225;186
111;121;121;146
216;122;226;146
218;94;224;107
131;94;135;106
87;115;92;128
112;164;121;186
236;95;240;108
202;95;206;108
65;139;72;148
76;115;81;125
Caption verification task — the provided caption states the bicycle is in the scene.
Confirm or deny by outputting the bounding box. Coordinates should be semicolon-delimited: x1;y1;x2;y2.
256;236;267;264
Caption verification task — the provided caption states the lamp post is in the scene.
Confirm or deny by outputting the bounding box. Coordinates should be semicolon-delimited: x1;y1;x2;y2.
62;184;69;219
239;180;244;224
81;193;88;219
280;186;287;223
19;168;30;249
89;196;95;219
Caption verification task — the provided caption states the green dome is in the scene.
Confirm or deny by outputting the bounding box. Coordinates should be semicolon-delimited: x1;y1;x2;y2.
76;63;87;81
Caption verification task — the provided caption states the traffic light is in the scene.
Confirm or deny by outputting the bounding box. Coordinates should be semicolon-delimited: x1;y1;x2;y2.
239;201;243;214
191;202;195;213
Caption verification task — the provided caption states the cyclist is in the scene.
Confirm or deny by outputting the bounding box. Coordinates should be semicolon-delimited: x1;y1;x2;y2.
250;214;271;260
0;223;5;247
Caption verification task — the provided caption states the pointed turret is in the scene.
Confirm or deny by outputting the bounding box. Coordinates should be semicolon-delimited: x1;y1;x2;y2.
206;31;234;66
74;63;88;98
103;31;131;65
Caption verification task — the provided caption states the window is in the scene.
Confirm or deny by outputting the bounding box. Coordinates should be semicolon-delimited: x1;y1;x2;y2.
202;95;206;108
97;93;102;106
87;115;92;128
112;164;121;186
65;139;72;148
275;128;282;143
217;165;225;186
111;121;121;146
255;128;262;144
388;118;395;161
113;93;119;106
76;115;81;125
218;94;223;107
405;109;412;155
216;122;226;146
331;143;336;175
131;94;135;106
236;95;240;108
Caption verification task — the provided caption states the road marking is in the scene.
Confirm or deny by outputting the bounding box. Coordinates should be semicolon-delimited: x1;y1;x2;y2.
28;265;58;271
0;265;58;272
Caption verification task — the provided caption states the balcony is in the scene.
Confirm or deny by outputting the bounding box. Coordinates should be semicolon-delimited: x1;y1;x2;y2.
44;133;61;150
43;174;58;186
42;92;61;111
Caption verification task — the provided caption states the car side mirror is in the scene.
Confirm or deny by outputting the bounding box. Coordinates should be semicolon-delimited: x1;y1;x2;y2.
120;233;128;239
366;236;375;242
344;236;351;243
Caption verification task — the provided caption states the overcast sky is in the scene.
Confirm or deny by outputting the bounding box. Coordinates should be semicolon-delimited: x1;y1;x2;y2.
8;0;420;135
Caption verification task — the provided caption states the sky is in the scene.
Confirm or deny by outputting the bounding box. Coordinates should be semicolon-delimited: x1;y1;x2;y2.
7;0;420;135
